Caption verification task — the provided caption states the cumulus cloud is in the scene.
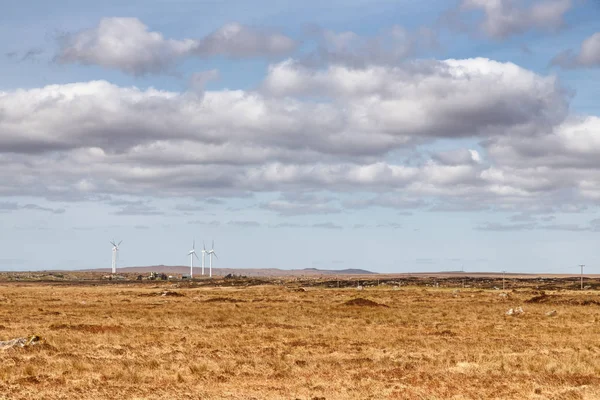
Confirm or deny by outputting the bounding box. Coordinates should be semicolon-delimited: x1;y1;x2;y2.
551;32;600;69
56;18;297;75
452;0;572;39
189;69;220;94
193;22;297;58
0;57;595;214
2;58;567;159
432;149;482;166
56;18;197;75
262;58;568;140
303;24;438;66
485;116;600;170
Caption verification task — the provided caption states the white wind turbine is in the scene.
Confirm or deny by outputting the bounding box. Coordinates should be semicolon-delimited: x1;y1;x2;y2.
201;242;207;276
207;240;218;278
110;240;122;274
188;240;199;278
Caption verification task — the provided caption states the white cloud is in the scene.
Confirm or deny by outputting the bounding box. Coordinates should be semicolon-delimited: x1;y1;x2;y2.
189;70;220;94
304;24;438;66
457;0;572;39
432;149;482;165
0;57;596;214
263;58;567;143
193;22;297;58
552;32;600;69
56;18;297;75
57;18;197;75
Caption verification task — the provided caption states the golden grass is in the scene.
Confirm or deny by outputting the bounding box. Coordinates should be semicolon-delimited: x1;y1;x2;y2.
0;283;599;399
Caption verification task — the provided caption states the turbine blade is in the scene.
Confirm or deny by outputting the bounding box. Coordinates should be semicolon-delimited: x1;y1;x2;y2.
213;252;218;259
118;240;122;246
193;239;195;249
110;241;116;246
212;240;214;249
194;252;200;261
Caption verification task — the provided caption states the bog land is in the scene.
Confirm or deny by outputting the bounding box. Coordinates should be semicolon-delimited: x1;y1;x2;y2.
0;273;599;399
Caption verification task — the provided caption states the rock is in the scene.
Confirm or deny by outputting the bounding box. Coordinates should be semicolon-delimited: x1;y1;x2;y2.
506;306;524;316
545;310;557;317
0;335;44;350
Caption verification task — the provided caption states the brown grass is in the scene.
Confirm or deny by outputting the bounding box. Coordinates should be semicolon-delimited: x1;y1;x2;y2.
0;282;599;399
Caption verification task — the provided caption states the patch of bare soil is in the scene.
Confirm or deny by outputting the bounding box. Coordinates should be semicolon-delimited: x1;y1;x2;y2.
343;298;389;307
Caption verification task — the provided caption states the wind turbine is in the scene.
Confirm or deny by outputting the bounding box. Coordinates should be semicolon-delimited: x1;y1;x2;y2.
110;240;122;274
201;242;207;276
188;240;199;278
207;240;218;278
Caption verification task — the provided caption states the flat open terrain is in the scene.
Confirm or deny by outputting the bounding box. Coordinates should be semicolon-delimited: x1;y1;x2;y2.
1;280;600;399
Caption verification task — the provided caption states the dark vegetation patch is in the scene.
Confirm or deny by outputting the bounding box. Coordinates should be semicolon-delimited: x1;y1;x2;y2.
203;297;246;303
526;292;600;306
161;291;184;297
138;291;184;297
343;298;389;307
251;298;287;303
49;324;122;333
433;330;457;337
260;323;296;329
16;376;43;385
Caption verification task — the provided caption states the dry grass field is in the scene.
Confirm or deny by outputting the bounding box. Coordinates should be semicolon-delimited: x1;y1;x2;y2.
1;281;600;399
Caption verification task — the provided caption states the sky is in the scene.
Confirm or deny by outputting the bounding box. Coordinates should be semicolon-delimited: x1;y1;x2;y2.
1;0;600;273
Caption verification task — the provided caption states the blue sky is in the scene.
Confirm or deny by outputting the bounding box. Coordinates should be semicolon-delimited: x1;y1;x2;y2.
1;0;600;273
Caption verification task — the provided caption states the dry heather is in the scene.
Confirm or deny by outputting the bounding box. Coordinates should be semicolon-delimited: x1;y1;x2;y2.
0;283;599;399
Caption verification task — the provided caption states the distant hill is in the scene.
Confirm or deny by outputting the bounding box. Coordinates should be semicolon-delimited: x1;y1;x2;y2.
307;268;375;275
80;265;377;277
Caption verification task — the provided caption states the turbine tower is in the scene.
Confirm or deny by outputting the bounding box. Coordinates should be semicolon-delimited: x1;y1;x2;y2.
207;240;218;278
188;240;199;278
110;240;122;274
201;242;207;276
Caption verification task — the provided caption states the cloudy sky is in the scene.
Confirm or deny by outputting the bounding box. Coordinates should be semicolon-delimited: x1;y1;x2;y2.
1;0;600;273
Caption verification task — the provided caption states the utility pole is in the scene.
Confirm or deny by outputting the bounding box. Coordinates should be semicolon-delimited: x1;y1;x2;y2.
502;270;506;291
579;264;585;290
